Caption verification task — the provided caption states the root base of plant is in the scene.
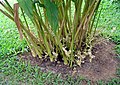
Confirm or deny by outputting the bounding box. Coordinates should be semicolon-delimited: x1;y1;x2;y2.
18;38;119;81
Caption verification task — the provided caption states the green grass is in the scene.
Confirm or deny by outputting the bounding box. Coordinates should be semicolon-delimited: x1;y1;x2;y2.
0;0;120;85
95;0;120;57
98;0;120;56
0;14;27;57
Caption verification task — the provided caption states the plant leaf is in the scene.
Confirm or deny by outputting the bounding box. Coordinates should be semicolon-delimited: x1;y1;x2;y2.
44;0;59;34
17;0;33;20
72;0;75;2
14;3;23;39
33;0;45;8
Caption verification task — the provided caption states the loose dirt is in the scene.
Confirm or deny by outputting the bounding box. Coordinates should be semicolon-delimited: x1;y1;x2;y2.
18;38;119;81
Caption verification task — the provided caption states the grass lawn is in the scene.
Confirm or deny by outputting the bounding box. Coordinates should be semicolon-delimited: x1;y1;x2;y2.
0;0;120;85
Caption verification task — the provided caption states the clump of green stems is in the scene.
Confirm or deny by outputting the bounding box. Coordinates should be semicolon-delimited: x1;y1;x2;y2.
0;0;101;67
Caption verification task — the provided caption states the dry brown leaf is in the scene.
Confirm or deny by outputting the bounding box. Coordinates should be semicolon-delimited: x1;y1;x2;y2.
14;3;23;39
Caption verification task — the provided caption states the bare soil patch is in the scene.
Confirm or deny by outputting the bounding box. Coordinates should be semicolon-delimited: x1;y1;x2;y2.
18;38;119;81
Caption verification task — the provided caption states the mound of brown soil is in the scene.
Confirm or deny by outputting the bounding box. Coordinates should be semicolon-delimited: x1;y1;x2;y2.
18;38;119;81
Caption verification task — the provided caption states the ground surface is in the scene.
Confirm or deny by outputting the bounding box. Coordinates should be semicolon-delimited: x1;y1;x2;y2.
18;38;119;81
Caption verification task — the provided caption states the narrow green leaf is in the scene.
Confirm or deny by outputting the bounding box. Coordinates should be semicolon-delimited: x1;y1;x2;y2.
33;0;45;8
17;0;33;19
72;0;75;2
44;0;59;34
